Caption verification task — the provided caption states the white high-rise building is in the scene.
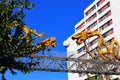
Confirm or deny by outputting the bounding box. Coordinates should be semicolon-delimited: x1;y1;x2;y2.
63;0;120;80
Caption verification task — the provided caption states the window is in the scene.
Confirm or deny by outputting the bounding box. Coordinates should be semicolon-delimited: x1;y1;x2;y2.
97;0;106;7
97;1;101;7
87;21;97;30
98;11;111;23
98;9;102;14
107;38;114;45
100;0;105;3
93;21;97;26
99;19;112;31
91;5;96;11
102;28;114;38
86;13;97;23
90;47;97;55
86;27;90;31
85;5;96;16
89;38;98;46
76;22;85;31
107;28;113;35
98;2;110;14
77;46;85;53
93;13;97;18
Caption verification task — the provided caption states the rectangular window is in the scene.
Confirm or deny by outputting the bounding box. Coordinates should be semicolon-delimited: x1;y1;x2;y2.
88;17;93;22
97;0;106;7
97;1;100;7
100;0;105;3
107;38;114;45
77;46;85;53
102;28;114;38
109;19;112;24
87;21;97;30
89;38;98;46
88;10;92;14
99;19;112;31
102;4;108;11
98;2;110;14
85;5;96;16
91;5;96;11
90;47;97;54
76;22;85;31
98;9;102;14
98;11;111;23
106;19;112;25
86;27;90;31
86;13;97;23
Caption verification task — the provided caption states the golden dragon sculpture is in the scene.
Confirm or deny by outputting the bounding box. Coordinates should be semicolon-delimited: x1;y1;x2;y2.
10;21;56;54
72;31;120;60
33;37;56;52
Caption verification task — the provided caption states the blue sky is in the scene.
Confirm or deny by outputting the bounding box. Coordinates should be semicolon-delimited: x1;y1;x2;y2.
4;0;94;80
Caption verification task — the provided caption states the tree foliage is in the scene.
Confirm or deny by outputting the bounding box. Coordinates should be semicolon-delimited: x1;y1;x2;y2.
0;0;54;80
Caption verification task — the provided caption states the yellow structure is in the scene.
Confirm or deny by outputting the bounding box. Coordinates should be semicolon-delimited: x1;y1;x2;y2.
13;21;44;40
72;31;120;60
34;37;56;51
10;21;56;53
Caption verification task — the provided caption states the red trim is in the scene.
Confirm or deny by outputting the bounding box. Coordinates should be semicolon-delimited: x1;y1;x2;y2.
100;0;105;3
76;23;84;31
111;29;114;34
87;9;92;15
102;5;108;11
110;20;112;24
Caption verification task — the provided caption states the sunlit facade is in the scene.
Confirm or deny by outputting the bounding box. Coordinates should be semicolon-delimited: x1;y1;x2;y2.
63;0;120;80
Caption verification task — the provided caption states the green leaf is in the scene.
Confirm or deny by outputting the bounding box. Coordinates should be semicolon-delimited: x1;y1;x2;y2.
0;37;3;41
0;66;6;72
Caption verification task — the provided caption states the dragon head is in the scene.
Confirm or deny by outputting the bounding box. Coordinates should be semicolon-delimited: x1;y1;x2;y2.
72;31;88;44
49;37;56;48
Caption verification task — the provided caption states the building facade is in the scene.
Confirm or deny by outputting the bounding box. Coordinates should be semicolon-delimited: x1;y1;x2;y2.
63;0;120;80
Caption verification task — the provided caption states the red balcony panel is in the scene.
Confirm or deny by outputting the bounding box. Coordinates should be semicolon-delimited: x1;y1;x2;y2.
86;27;90;31
88;17;93;22
108;11;111;15
79;24;84;29
98;19;101;23
76;23;84;31
109;20;112;25
100;0;105;3
101;5;108;11
86;5;96;16
87;9;92;15
110;29;114;34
